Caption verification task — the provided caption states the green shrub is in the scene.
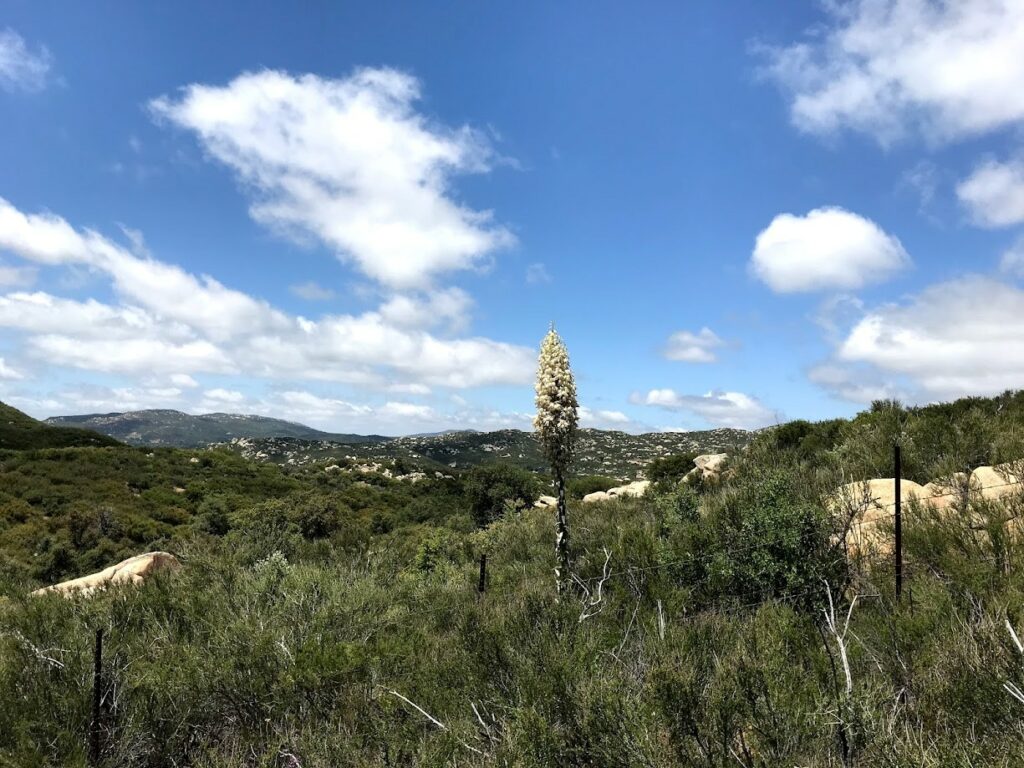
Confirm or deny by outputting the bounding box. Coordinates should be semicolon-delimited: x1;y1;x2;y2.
566;474;618;500
463;463;540;527
646;453;698;486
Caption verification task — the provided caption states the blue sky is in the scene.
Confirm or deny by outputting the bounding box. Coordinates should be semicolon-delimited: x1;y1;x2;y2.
2;1;1024;435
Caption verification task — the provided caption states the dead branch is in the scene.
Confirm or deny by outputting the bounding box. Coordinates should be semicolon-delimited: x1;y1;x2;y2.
572;547;612;622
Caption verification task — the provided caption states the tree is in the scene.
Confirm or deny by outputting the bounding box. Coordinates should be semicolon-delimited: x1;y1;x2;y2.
463;463;540;527
533;326;579;590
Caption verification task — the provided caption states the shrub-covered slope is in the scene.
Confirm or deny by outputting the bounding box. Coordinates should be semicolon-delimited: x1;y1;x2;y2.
0;401;121;450
225;426;751;478
45;408;387;447
5;392;1024;764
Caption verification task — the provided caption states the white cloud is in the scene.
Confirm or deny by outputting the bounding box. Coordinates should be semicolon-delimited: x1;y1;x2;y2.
269;390;529;434
0;29;51;93
378;401;436;420
388;382;432;396
759;0;1024;143
630;388;778;429
171;373;199;388
833;276;1024;399
807;362;907;405
578;406;634;430
957;158;1024;228
378;287;473;332
290;281;335;301
751;207;909;293
0;198;534;389
1001;237;1024;277
31;335;231;376
663;327;724;363
151;68;514;290
203;388;245;404
0;198;290;341
28;385;186;415
0;261;36;288
525;262;552;284
0;357;23;380
277;390;372;420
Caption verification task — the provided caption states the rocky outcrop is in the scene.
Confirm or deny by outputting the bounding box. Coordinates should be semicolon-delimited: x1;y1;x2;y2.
32;552;181;598
833;462;1024;557
582;480;651;503
970;464;1021;501
534;495;557;508
683;453;729;484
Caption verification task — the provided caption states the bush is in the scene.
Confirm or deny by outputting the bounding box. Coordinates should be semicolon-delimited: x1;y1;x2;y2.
646;453;698;486
662;468;843;609
463;463;541;527
566;475;618;500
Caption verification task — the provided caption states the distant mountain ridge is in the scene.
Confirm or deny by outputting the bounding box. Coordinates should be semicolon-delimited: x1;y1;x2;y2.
223;425;751;479
42;407;750;477
45;409;388;448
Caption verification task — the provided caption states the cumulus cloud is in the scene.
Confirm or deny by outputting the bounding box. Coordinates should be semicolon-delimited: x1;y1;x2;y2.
0;29;51;93
630;388;778;429
0;357;23;380
578;406;634;430
0;197;534;389
246;389;532;434
751;207;910;293
957;159;1024;228
203;388;245;404
290;281;335;301
151;68;514;290
23;385;187;415
832;276;1024;400
807;362;908;405
663;327;724;363
0;199;289;341
759;0;1024;143
378;287;473;332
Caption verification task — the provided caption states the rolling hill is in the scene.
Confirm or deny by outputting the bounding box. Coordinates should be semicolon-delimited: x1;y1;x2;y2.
0;401;121;450
42;407;751;478
45;409;388;448
223;426;751;478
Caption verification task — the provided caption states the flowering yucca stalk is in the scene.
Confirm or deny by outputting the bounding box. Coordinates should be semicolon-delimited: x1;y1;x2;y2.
533;326;578;590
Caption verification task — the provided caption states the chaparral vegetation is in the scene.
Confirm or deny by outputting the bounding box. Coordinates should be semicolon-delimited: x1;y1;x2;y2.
4;390;1024;765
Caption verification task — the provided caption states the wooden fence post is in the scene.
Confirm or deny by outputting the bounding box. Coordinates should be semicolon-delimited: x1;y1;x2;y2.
89;627;103;766
894;444;903;602
477;553;487;595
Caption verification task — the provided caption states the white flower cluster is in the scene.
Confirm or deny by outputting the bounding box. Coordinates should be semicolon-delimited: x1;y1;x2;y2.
533;328;579;473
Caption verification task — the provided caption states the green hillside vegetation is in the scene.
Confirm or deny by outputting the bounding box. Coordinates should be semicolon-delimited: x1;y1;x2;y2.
227;426;751;478
0;402;121;450
4;393;1024;763
45;409;387;447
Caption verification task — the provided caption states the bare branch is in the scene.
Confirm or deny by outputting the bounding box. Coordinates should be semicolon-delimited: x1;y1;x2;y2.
386;689;483;755
574;548;612;622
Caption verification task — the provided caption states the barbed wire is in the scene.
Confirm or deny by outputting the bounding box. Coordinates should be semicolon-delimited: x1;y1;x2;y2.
837;478;1023;517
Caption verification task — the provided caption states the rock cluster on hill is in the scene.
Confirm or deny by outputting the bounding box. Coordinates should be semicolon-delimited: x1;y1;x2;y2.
32;552;181;597
834;462;1023;556
582;480;651;503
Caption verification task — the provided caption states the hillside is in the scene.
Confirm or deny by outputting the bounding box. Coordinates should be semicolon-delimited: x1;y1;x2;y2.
6;392;1024;764
0;401;120;450
45;409;387;447
44;407;751;477
222;426;751;478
